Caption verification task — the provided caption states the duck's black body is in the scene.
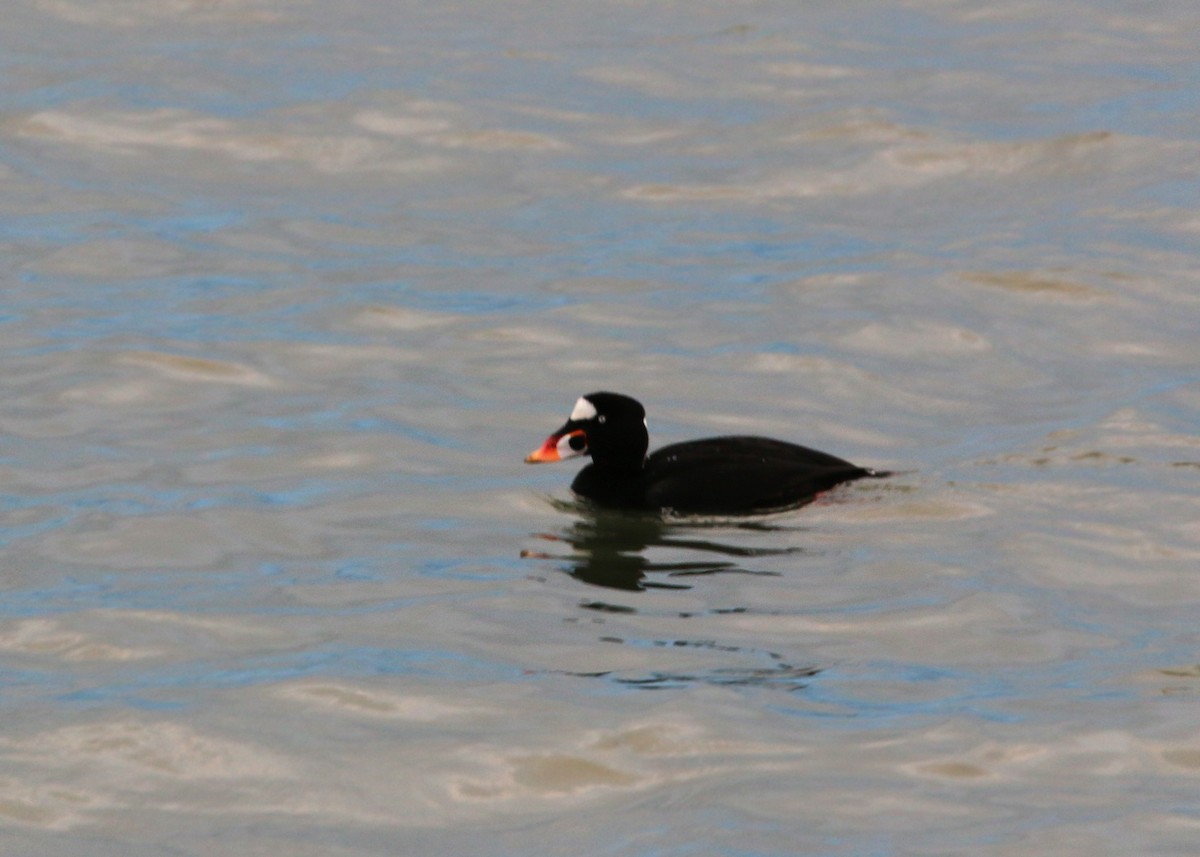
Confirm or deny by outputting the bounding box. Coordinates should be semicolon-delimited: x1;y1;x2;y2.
527;392;886;515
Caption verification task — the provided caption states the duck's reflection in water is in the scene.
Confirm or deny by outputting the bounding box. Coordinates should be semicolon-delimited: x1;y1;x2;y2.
521;503;823;692
523;502;807;593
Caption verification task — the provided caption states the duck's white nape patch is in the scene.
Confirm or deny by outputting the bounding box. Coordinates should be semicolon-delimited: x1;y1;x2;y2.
570;396;598;421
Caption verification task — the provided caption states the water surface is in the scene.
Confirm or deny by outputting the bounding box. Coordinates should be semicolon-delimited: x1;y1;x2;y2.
2;1;1200;854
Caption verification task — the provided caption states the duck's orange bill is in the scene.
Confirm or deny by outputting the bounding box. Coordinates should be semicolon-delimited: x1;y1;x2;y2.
525;433;563;463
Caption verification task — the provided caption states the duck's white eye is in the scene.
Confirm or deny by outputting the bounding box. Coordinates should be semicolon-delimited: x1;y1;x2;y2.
598;415;606;424
570;397;598;421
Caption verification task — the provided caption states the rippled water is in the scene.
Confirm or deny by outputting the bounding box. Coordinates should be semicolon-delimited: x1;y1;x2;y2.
3;1;1200;854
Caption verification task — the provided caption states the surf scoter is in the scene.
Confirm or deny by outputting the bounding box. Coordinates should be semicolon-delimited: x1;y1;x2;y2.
525;392;887;514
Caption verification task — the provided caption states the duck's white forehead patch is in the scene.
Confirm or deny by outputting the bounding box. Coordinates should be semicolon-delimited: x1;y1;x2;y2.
570;397;598;421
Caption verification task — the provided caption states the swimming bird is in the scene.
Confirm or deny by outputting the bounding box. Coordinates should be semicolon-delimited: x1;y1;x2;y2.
525;392;887;514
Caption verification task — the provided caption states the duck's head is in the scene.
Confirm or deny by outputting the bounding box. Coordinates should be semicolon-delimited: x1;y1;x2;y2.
525;392;649;468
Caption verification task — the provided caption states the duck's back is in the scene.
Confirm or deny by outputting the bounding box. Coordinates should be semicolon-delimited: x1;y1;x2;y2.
642;435;871;514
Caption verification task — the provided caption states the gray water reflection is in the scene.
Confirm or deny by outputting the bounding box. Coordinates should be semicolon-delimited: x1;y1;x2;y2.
525;504;824;691
529;503;805;592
